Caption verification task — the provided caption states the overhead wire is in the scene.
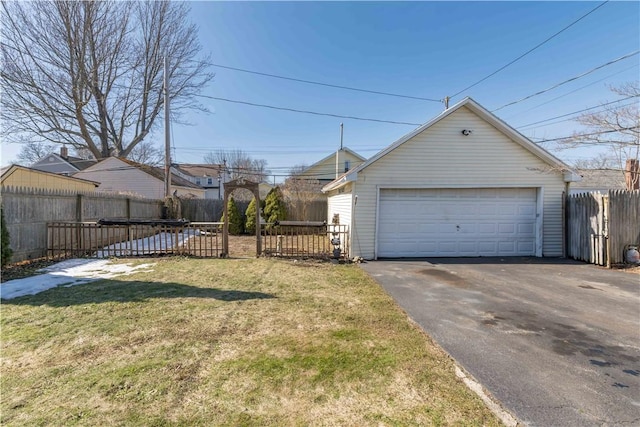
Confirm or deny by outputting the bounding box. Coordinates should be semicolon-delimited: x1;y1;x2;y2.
450;0;610;98
492;50;639;112
207;62;442;103
504;63;639;119
517;96;639;129
518;101;638;130
530;127;639;144
194;94;422;126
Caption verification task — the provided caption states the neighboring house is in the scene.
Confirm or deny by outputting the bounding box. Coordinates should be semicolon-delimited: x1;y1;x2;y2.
259;182;275;199
323;97;579;260
569;169;627;194
0;164;99;192
73;157;205;199
301;148;366;183
30;146;97;175
172;163;230;199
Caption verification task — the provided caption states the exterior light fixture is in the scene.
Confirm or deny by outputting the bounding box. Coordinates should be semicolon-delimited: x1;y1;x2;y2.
461;129;472;136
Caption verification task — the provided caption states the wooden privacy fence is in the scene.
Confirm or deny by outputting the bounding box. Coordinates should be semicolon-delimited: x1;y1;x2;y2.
262;222;349;259
1;186;163;262
180;198;327;222
566;190;640;266
47;221;222;260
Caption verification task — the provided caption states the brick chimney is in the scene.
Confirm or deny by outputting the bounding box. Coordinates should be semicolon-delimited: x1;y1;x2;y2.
60;146;68;159
625;158;639;190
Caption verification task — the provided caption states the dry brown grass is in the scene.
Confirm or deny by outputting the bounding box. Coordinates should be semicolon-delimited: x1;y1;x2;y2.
1;258;500;426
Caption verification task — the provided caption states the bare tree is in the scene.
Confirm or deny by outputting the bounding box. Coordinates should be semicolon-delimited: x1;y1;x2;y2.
127;141;163;166
561;82;639;187
15;141;56;165
1;1;212;160
204;149;270;182
282;165;324;221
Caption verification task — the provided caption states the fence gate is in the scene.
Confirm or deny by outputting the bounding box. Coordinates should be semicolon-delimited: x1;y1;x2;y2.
566;190;640;267
566;192;607;265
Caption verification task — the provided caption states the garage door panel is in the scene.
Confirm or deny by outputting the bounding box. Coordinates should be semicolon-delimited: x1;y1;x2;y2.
378;188;537;257
478;223;496;234
478;241;497;253
477;205;497;215
498;223;516;234
518;223;535;234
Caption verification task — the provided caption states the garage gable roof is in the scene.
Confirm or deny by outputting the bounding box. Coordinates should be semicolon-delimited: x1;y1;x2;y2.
323;97;575;192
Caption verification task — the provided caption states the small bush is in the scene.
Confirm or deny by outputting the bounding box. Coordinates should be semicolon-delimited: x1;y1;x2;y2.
220;197;244;235
245;197;258;234
263;187;287;225
1;207;12;267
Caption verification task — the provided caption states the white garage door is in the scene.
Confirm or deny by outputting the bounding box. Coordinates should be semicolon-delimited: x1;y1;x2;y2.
378;188;537;257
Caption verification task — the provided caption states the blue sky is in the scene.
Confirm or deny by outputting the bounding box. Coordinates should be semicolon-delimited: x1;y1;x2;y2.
2;1;639;180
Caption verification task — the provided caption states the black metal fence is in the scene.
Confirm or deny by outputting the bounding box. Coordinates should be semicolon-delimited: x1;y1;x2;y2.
46;220;349;261
47;221;222;260
262;222;349;259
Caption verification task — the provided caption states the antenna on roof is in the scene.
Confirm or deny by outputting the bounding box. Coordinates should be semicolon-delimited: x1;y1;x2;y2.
340;123;344;150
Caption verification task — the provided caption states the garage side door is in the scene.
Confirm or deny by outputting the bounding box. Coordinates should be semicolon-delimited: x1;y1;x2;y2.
378;188;537;257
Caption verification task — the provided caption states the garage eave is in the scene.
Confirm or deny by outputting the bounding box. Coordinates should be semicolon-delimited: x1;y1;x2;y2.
322;171;357;193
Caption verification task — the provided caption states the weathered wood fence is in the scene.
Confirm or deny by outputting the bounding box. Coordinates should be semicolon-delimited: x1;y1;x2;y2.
180;198;327;222
1;186;329;264
566;190;640;266
1;186;163;262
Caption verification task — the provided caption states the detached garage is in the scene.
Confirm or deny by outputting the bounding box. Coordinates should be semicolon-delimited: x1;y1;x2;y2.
323;97;579;259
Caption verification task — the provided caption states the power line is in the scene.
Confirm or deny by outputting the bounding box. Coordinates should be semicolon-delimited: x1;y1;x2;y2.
492;50;639;112
208;63;442;103
517;96;638;129
451;0;610;98
519;101;638;130
531;127;639;143
504;63;638;120
195;94;422;126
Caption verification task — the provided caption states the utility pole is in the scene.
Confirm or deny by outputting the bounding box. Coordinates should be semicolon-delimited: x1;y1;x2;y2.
164;56;171;198
336;123;344;179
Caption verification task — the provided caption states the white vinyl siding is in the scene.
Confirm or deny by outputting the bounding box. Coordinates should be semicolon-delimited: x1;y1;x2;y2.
378;188;538;257
327;190;352;228
345;106;565;259
74;157;205;199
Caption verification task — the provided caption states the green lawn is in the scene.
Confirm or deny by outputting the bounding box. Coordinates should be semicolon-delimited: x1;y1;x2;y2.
1;258;500;426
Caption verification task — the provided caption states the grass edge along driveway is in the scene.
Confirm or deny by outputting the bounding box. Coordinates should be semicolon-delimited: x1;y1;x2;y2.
1;258;501;426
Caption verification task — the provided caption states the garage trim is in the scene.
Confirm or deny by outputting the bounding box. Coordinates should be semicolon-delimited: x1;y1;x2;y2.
374;185;543;259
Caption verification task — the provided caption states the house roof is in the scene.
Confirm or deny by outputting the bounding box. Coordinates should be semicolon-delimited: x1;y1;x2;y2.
1;164;100;186
68;156;97;170
323;97;576;192
572;168;626;191
31;153;97;172
303;147;366;172
174;163;224;177
115;158;203;190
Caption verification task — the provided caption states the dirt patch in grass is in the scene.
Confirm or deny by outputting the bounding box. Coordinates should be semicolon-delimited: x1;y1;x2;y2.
0;259;61;283
1;258;501;426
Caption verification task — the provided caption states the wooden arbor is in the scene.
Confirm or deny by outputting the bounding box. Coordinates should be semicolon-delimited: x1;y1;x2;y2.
222;178;261;257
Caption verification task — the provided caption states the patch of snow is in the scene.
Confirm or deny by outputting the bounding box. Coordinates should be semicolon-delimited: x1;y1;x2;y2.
1;259;155;300
94;230;199;257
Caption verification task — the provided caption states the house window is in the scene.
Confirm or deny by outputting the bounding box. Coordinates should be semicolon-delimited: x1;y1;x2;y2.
344;160;351;173
196;178;201;185
207;178;213;185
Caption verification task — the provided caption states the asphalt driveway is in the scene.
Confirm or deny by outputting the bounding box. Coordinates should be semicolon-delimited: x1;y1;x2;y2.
361;258;640;426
